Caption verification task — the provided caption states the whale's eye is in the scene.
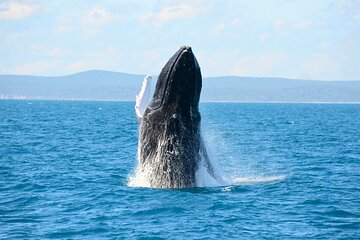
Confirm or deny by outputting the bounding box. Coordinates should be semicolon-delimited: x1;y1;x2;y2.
167;144;173;153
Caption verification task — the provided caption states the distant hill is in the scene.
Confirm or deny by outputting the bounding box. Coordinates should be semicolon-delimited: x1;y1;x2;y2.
203;76;360;102
0;70;144;101
1;70;360;102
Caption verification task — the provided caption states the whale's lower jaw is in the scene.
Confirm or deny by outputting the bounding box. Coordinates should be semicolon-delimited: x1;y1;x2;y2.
138;113;202;188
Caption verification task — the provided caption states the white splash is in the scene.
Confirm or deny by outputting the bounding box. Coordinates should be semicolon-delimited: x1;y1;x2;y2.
195;156;224;187
128;161;286;188
194;146;286;187
128;166;152;188
231;175;287;185
128;137;286;188
195;137;227;187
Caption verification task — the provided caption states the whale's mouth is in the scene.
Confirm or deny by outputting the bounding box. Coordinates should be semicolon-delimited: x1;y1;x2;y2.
148;46;201;111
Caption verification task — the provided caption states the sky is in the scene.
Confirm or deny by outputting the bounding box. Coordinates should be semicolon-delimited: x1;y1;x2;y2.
0;0;359;80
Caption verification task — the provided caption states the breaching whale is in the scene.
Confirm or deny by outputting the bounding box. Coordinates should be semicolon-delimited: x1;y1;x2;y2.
135;46;214;188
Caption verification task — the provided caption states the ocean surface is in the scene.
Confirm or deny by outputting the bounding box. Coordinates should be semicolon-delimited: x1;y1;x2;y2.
1;100;359;239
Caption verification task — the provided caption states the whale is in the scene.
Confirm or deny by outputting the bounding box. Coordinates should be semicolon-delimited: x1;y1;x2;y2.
136;46;214;188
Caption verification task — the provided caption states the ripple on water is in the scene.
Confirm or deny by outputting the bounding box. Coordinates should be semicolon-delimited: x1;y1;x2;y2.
1;101;360;239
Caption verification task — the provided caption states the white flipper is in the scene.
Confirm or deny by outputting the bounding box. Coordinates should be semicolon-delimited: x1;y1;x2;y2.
135;75;152;120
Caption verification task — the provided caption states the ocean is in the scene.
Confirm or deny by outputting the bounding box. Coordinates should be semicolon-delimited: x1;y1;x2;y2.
1;100;359;239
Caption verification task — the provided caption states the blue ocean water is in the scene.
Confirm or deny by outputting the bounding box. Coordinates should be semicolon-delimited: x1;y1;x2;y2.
1;100;359;239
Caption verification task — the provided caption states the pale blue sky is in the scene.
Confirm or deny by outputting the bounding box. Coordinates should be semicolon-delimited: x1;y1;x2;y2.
0;0;359;80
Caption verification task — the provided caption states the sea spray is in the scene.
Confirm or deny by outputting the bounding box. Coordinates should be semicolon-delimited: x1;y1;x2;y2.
195;133;226;187
128;128;222;188
128;127;287;188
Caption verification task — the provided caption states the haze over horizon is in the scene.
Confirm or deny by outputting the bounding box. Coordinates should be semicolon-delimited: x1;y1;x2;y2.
1;69;360;82
2;70;360;102
1;0;359;80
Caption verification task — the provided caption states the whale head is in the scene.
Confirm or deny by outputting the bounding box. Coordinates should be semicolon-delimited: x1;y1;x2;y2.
147;46;202;114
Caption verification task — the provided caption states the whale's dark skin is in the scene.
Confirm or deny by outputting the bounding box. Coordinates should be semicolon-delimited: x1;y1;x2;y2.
138;46;212;188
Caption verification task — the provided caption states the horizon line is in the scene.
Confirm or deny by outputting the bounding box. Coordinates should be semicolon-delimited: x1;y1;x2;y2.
1;69;359;82
2;98;360;105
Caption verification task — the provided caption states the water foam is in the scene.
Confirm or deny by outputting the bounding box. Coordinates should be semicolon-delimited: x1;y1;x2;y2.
128;142;286;188
231;175;287;185
128;122;287;188
127;141;152;188
129;165;286;188
194;145;286;187
127;167;151;188
195;153;225;187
